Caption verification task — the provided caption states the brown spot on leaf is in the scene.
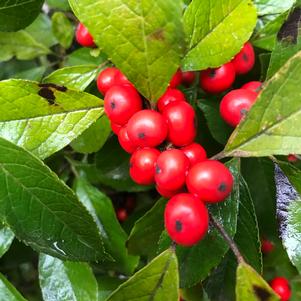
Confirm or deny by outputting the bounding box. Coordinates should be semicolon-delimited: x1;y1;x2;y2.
38;88;56;105
149;28;165;41
253;285;272;301
38;83;67;92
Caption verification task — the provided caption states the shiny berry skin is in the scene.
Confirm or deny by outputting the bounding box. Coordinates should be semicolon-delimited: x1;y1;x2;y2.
118;126;136;153
186;160;233;203
75;23;95;47
116;208;128;222
155;149;190;191
110;121;122;135
261;239;274;254
232;42;255;74
127;110;168;148
130;148;160;185
200;62;236;94
157;88;186;113
270;277;291;301
163;101;196;147
182;71;196;86
156;185;184;198
97;67;131;95
241;81;262;94
181;143;207;167
288;154;298;162
104;85;142;125
164;193;209;246
169;69;183;88
220;89;257;127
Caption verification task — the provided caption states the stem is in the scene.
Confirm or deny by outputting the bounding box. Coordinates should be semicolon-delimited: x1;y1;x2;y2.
209;213;245;264
209;151;226;160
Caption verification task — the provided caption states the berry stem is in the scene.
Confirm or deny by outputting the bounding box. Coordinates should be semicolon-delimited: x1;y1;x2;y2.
209;213;245;264
210;151;225;160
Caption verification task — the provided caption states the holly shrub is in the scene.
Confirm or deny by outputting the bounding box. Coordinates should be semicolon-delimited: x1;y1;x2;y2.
0;0;301;300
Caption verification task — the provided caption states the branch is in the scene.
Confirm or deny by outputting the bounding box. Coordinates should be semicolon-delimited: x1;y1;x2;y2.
210;151;226;160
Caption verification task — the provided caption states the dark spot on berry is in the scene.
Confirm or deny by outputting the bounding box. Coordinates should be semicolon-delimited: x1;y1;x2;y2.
240;108;248;117
138;132;145;139
38;83;67;92
110;101;116;109
242;53;249;62
253;285;271;301
175;220;182;232
155;164;161;174
209;69;216;78
218;182;227;192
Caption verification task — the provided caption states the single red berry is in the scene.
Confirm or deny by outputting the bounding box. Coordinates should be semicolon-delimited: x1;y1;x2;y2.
164;193;209;246
200;62;236;94
130;148;160;185
270;277;291;301
288;154;298;162
261;239;274;254
96;67;131;95
156;185;185;198
181;143;207;167
186;160;233;203
127;110;168;148
232;42;255;75
182;71;196;86
110;121;122;135
220;89;257;127
157;88;186;113
104;85;142;125
75;23;95;48
155;149;190;191
169;69;183;88
116;208;128;222
118;126;136;154
241;81;262;94
163;101;196;147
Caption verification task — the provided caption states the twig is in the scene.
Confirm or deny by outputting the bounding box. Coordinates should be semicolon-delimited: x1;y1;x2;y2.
209;151;226;160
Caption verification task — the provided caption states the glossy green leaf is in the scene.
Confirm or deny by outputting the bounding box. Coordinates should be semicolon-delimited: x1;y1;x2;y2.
69;0;184;102
236;262;279;301
0;137;108;262
43;65;100;91
0;0;44;32
0;79;103;159
0;225;14;258
51;12;74;49
47;0;70;10
182;0;257;71
106;249;179;301
97;276;124;301
0;31;50;62
75;179;138;275
71;116;111;154
13;66;47;81
127;197;166;257
65;48;108;67
254;0;294;16
225;51;301;157
39;253;98;301
0;272;27;301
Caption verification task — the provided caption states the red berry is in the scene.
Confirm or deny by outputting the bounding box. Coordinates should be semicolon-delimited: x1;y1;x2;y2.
157;88;186;113
75;23;95;48
261;239;274;254
163;101;197;147
232;42;255;75
181;143;207;167
270;277;291;301
288;154;298;162
164;193;209;246
104;85;142;125
116;208;128;222
97;67;131;95
130;148;160;185
155;149;190;191
156;185;184;198
220;89;257;127
169;69;183;88
118;126;136;154
200;62;236;94
186;160;233;203
110;121;122;135
127;110;168;148
182;71;196;86
241;81;262;94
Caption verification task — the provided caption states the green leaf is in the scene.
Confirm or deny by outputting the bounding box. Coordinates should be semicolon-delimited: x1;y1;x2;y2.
0;272;27;301
236;262;279;301
65;48;108;67
0;79;103;159
43;65;100;91
0;31;50;62
13;66;47;81
47;0;70;10
0;225;14;258
225;50;301;157
71;116;111;154
69;0;184;102
39;253;98;301
254;0;294;16
51;12;74;49
127;197;166;257
106;249;179;301
75;179;138;274
0;137;108;262
97;276;124;301
0;0;44;32
182;0;257;71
